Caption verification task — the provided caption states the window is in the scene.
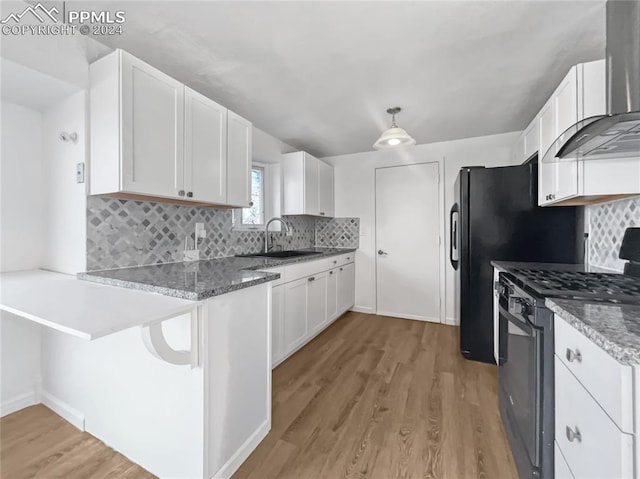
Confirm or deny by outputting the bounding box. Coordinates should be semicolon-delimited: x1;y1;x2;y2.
243;167;265;225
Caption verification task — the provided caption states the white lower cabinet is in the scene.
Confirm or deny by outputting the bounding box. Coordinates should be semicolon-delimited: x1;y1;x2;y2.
554;441;574;479
271;284;285;365
283;278;308;353
327;268;338;321
267;254;356;367
554;315;635;479
307;272;328;335
337;263;356;314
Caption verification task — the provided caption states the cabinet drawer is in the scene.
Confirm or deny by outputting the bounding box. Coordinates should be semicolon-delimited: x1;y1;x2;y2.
554;316;633;432
554;441;574;479
258;267;285;287
327;253;354;269
284;258;329;283
555;358;633;479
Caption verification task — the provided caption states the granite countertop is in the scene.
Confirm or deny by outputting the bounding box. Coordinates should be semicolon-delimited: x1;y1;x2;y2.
78;247;356;301
546;298;640;365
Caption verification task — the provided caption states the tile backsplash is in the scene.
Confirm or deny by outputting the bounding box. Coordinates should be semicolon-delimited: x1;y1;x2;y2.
86;197;359;270
588;197;640;272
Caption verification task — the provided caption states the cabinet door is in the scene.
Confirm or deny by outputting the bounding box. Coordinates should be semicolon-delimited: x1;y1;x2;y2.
337;263;355;314
271;284;285;366
227;110;252;207
538;100;556;205
318;161;334;218
121;52;184;198
326;269;338;322
307;272;328;335
184;87;227;204
283;278;308;353
554;68;579;201
304;153;320;216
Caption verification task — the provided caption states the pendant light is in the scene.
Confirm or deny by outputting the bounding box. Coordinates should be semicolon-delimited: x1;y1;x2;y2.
373;107;416;150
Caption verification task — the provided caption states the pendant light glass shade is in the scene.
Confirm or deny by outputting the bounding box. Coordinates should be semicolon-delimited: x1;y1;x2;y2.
373;107;416;150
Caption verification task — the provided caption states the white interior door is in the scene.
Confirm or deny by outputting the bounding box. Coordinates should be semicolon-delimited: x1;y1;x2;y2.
375;162;441;322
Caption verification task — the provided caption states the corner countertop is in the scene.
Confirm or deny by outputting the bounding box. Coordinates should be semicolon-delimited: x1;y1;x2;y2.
546;298;640;365
78;248;357;301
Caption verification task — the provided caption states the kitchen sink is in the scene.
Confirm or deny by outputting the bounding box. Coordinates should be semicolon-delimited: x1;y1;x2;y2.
238;250;321;259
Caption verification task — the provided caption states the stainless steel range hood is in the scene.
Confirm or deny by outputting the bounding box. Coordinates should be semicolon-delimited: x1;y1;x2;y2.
545;0;640;163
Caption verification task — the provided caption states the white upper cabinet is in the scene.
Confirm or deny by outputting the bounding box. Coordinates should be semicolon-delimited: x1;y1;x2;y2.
184;87;227;204
318;160;335;217
283;151;335;217
90;49;252;207
303;153;320;215
227;110;252;208
120;52;185;198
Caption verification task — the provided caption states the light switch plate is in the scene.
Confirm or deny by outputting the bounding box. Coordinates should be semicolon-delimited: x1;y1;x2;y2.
76;163;85;183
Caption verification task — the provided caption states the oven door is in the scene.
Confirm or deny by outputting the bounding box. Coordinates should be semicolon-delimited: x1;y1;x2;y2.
499;290;542;470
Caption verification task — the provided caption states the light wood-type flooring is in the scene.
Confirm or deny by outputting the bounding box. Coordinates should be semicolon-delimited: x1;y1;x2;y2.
0;404;154;478
1;312;516;479
234;312;517;479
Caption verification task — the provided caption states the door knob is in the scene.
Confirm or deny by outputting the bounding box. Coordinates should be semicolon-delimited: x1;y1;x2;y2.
378;250;387;255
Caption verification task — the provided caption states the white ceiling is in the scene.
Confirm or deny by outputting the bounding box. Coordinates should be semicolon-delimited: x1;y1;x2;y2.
75;1;605;157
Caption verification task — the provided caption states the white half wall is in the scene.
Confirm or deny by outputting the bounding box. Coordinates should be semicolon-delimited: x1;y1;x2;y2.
323;131;521;324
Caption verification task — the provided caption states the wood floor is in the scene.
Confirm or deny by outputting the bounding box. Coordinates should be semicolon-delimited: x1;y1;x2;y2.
0;404;154;478
233;312;517;479
1;312;516;479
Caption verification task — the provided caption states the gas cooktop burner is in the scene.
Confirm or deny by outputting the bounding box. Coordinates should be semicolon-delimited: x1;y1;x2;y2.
510;268;640;303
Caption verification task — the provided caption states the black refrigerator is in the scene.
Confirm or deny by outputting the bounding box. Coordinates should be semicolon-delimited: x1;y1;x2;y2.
451;161;584;364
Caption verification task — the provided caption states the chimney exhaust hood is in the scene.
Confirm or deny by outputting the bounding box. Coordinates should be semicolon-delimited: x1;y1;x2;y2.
543;0;640;163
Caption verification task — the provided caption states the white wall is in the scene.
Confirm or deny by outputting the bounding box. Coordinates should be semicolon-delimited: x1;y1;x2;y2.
0;102;44;272
323;131;521;324
0;102;44;414
1;88;87;417
41;91;87;274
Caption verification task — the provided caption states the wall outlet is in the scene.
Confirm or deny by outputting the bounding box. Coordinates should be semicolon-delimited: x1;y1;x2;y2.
195;223;206;241
183;249;200;262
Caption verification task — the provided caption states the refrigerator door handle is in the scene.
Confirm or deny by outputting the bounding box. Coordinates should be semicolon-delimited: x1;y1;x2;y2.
450;204;459;270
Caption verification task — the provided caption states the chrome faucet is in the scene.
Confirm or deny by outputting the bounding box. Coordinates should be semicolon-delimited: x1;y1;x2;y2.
265;217;292;253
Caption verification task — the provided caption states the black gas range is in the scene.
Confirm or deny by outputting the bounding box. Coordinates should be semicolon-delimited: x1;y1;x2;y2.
506;267;640;304
496;228;640;479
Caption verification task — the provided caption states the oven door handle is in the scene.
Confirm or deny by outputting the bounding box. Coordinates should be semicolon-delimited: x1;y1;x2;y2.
499;304;537;333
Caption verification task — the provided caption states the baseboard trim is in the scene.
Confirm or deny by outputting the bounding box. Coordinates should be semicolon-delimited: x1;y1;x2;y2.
211;419;270;479
350;306;373;314
39;390;85;431
376;311;440;323
0;391;38;417
445;316;459;326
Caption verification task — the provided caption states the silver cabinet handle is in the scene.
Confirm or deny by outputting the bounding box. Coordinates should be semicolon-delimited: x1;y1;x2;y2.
347;257;351;260
339;267;343;271
566;348;582;363
566;425;582;443
186;191;193;198
178;190;185;197
329;271;333;275
320;212;325;216
378;250;387;255
333;260;337;264
308;277;315;282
